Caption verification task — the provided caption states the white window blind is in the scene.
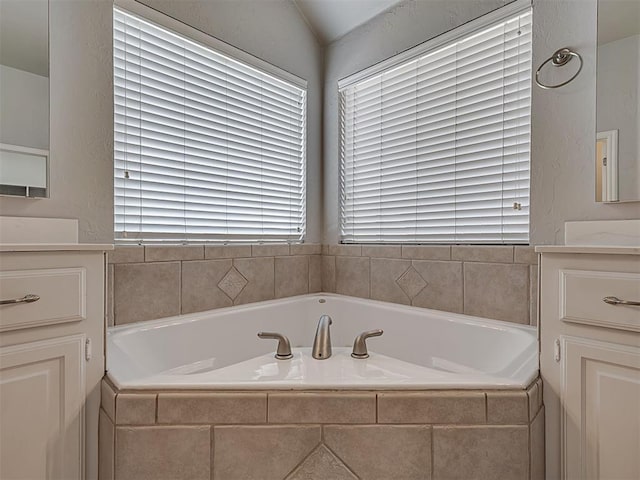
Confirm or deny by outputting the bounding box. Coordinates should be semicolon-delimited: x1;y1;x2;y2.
114;7;306;242
339;5;532;244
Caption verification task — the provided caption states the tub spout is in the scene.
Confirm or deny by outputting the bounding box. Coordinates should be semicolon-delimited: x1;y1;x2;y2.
312;315;332;360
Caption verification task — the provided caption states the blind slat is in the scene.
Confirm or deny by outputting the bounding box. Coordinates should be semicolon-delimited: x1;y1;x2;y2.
114;7;306;242
340;8;531;244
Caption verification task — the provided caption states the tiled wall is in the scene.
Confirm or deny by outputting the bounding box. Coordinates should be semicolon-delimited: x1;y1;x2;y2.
100;378;544;480
322;245;538;325
109;244;538;326
108;244;322;325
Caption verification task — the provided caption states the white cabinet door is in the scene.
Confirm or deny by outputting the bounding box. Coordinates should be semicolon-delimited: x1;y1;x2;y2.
0;335;85;480
562;336;640;480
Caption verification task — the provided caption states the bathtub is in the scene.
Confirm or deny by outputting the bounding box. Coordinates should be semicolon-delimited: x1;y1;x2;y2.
106;293;538;390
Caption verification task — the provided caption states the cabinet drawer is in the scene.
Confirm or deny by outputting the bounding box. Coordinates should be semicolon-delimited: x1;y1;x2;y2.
0;268;86;332
561;269;640;332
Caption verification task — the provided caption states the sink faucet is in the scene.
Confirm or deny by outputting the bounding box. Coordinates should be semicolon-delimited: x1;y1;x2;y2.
312;315;332;359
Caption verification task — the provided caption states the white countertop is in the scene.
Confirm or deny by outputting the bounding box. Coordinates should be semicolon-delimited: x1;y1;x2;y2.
535;245;640;255
0;243;114;252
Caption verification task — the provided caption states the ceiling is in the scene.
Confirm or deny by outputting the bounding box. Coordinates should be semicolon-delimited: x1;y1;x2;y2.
0;0;49;76
294;0;404;44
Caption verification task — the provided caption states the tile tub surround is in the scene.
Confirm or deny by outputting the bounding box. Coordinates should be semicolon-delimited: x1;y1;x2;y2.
108;244;322;325
109;244;537;326
322;245;538;325
99;378;544;480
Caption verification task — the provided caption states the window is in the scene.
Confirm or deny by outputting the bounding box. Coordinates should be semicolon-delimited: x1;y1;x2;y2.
339;2;532;244
114;6;306;242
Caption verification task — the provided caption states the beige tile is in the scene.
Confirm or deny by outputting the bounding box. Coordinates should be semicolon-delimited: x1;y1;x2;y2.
324;425;432;480
464;262;529;323
322;256;336;293
396;266;428;299
401;245;451;260
99;409;114;480
217;266;248;300
101;380;116;423
432;425;529;480
275;256;309;298
157;393;266;424
370;258;411;304
378;391;485;424
116;393;157;425
213;426;320;480
452;245;514;263
268;393;375;424
309;255;322;293
286;445;356;480
290;243;322;255
107;264;114;326
180;260;233;313
530;265;539;326
252;244;290;256
528;377;543;420
530;407;545;480
233;257;275;305
362;245;402;258
108;245;144;264
115;426;210;480
329;244;362;256
321;244;330;255
486;391;529;424
335;256;370;298
514;246;538;264
411;260;463;313
145;245;204;262
113;262;180;324
204;244;252;259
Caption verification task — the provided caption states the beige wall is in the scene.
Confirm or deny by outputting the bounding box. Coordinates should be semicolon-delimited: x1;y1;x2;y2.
322;0;640;245
0;0;325;244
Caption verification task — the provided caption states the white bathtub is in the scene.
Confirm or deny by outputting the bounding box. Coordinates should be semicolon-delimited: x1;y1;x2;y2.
106;294;538;390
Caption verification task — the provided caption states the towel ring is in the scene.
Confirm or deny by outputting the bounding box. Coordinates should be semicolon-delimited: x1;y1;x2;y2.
535;47;583;90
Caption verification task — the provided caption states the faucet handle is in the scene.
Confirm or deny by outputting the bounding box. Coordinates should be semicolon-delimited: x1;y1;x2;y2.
351;329;383;359
258;332;293;360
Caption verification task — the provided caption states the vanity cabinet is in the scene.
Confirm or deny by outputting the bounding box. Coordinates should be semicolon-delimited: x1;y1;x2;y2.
538;247;640;480
0;246;109;480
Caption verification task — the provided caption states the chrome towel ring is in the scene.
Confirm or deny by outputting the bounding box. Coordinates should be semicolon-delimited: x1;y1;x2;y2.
535;47;583;90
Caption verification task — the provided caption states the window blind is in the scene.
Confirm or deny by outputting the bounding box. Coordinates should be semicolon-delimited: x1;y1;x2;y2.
114;7;306;242
339;6;532;244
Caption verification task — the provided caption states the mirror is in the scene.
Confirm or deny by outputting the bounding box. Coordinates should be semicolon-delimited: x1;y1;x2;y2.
595;0;640;203
0;0;49;198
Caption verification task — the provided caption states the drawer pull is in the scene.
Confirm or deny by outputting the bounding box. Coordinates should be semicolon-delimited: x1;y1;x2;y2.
603;296;640;307
0;294;41;305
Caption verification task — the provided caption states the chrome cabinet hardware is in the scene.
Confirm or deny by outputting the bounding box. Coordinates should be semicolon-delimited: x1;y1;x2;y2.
257;332;293;359
603;296;640;307
351;329;384;359
312;315;332;360
0;294;40;305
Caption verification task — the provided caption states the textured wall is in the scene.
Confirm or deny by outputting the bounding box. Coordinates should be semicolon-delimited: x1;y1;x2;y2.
0;0;114;242
0;0;324;244
322;0;640;245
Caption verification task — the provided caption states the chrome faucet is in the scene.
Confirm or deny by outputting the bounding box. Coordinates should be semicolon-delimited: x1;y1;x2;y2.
312;315;332;360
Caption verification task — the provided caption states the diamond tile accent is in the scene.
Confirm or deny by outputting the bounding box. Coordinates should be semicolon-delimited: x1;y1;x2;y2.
396;266;427;300
286;445;356;480
217;267;248;300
